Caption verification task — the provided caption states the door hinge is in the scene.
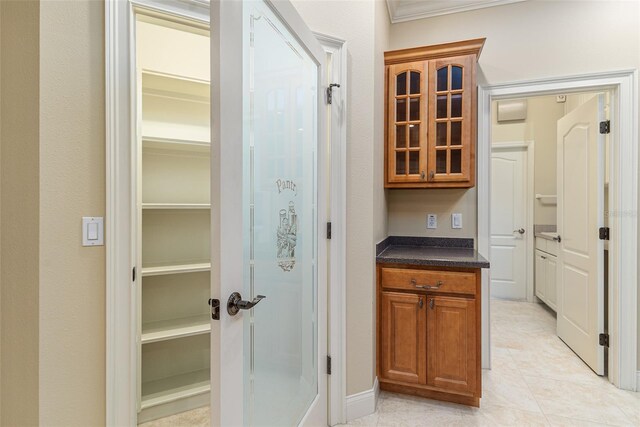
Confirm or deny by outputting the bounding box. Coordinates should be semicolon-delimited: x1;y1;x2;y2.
208;298;220;320
599;333;609;347
132;266;136;282
599;120;610;134
327;222;332;239
327;355;332;375
599;227;610;240
326;83;340;105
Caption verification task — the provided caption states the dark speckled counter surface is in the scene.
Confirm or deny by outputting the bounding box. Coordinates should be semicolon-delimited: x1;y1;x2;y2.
376;236;490;269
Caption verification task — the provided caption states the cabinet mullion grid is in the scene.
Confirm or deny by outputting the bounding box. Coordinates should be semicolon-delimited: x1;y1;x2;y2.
435;64;464;177
395;69;422;177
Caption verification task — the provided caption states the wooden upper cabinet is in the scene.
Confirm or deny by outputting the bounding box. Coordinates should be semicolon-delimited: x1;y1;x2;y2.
384;39;485;189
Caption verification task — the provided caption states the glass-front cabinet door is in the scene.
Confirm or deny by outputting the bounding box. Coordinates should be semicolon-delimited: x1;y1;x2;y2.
427;55;474;184
387;62;427;184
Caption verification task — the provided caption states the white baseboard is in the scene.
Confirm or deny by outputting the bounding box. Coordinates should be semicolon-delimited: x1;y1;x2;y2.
345;377;379;422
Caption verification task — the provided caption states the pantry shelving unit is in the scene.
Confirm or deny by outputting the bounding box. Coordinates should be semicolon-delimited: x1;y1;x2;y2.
135;29;211;422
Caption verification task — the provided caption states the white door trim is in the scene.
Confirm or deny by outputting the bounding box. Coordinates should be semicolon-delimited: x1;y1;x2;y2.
314;32;348;426
491;140;535;303
106;1;137;424
478;70;638;390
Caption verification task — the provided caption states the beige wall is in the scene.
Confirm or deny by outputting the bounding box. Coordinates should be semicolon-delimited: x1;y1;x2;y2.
1;1;105;425
491;96;566;225
293;0;391;395
389;0;640;371
38;1;106;425
0;1;40;425
372;0;390;395
387;188;477;238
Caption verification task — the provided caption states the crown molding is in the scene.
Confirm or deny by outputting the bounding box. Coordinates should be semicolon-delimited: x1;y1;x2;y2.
386;0;526;24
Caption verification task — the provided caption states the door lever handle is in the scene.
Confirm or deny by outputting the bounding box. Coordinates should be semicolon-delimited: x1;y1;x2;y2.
227;292;266;316
513;228;525;234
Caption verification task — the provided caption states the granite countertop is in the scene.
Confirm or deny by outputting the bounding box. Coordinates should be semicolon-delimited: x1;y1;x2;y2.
376;236;490;269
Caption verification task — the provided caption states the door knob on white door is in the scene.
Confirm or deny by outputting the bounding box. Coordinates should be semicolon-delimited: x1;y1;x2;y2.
513;228;525;234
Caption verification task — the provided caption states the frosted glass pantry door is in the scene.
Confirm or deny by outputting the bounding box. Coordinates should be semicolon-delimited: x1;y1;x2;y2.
212;1;327;426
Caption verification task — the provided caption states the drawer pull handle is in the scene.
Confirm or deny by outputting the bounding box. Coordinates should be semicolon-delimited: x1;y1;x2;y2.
411;279;443;290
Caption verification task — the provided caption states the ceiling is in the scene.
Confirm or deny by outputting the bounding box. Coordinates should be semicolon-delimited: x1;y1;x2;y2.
386;0;527;23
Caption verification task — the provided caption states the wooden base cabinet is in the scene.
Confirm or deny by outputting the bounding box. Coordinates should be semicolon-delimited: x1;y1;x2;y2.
427;296;477;394
381;292;427;384
377;265;481;407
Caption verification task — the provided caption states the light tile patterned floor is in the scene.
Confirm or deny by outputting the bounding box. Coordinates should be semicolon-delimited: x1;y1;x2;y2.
345;299;640;427
140;300;639;426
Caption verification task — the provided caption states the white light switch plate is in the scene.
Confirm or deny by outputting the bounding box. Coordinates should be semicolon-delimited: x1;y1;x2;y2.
452;213;462;229
427;214;437;229
83;217;104;246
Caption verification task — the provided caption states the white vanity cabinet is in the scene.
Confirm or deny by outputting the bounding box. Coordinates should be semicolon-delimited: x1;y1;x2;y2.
535;237;558;311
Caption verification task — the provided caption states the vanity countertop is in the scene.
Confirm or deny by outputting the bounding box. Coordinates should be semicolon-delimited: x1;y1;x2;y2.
535;231;559;241
376;237;490;269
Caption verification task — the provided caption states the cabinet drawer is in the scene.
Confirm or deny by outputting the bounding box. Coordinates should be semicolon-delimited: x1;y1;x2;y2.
381;268;476;295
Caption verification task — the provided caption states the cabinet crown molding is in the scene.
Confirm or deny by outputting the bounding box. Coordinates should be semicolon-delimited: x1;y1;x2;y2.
384;38;486;65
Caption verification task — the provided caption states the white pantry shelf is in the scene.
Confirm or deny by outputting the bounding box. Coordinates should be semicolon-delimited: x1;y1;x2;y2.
141;315;210;344
142;203;211;210
142;136;210;153
141;368;210;410
141;262;211;277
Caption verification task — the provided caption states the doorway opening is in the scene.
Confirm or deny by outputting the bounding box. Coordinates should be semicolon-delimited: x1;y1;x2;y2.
478;70;638;393
489;91;611;382
132;11;212;427
106;1;348;425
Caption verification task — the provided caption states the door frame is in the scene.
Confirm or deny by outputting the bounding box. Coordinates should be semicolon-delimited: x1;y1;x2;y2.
478;70;638;391
314;32;349;426
490;140;535;303
105;1;348;424
105;1;209;425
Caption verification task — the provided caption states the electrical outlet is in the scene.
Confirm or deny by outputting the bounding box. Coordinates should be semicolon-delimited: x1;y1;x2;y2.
451;213;462;229
427;214;437;229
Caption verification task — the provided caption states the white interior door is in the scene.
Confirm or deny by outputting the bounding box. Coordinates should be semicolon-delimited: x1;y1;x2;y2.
556;94;605;375
490;147;528;300
211;1;327;425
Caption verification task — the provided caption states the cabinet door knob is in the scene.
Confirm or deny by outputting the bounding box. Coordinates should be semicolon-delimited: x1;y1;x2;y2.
419;297;423;309
421;170;426;180
429;299;435;309
429;170;435;180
